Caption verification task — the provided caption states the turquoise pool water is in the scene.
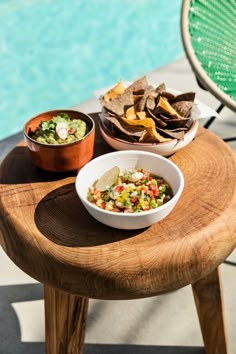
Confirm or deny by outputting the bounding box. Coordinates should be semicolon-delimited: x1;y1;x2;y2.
0;0;184;141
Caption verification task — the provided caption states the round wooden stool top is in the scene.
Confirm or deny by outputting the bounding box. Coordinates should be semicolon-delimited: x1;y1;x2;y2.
0;113;236;300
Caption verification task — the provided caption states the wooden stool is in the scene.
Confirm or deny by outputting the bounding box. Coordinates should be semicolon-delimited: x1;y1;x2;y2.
1;113;236;354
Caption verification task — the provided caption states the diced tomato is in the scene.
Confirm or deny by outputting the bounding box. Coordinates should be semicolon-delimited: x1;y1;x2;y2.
101;202;106;209
147;190;154;199
131;197;137;203
149;184;159;197
115;185;124;192
153;188;159;197
140;186;148;192
94;189;101;197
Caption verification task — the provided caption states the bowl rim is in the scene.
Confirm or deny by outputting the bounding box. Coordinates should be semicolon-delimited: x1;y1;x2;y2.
23;109;95;147
99;117;198;147
76;150;184;218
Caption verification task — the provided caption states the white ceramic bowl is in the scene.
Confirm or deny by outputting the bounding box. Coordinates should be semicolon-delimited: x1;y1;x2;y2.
75;150;184;230
99;118;198;157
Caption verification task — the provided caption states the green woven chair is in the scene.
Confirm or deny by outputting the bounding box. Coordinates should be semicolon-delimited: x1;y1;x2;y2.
181;0;236;141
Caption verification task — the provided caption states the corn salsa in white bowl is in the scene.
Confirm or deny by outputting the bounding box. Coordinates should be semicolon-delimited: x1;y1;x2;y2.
75;150;184;230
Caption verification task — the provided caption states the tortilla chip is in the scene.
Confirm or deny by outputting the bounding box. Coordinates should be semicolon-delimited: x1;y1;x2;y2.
185;117;194;129
101;89;134;116
171;101;194;117
103;80;126;102
155;83;167;95
159;116;189;128
136;111;148;120
125;106;137;120
139;127;171;143
155;126;185;140
173;92;195;103
146;95;156;111
106;117;144;137
155;96;182;119
147;112;168;128
133;93;144;104
126;76;148;94
136;85;155;112
124;118;156;129
161;91;176;103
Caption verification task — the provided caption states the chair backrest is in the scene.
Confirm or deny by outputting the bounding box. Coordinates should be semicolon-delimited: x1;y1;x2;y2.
181;0;236;112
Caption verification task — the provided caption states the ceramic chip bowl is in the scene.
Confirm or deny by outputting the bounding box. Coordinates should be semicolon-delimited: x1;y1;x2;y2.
99;118;198;157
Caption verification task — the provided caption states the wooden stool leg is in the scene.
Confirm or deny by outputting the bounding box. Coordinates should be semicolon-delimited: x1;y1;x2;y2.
192;267;228;354
44;286;89;354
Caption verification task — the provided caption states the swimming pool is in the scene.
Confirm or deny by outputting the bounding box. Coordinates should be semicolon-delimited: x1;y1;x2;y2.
0;0;184;141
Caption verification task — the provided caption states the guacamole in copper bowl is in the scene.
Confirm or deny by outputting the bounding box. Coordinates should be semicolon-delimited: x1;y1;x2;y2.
30;112;87;145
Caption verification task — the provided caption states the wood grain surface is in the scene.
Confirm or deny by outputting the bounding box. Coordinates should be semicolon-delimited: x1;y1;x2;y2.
0;113;236;300
44;286;88;354
192;267;227;354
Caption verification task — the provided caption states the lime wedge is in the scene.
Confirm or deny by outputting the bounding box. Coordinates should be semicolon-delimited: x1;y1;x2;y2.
95;166;120;191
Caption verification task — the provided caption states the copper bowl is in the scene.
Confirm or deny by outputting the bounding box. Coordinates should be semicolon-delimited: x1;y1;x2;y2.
24;109;95;172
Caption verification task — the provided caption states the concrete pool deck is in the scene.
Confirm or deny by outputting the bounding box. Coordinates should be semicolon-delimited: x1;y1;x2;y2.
0;56;236;354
